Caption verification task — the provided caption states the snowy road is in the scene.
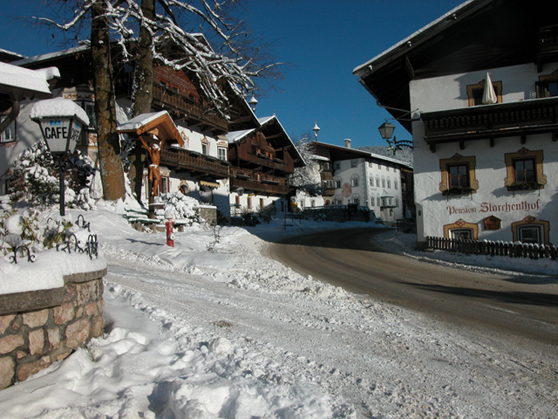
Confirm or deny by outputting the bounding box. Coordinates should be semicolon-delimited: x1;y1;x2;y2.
102;227;558;418
268;228;558;346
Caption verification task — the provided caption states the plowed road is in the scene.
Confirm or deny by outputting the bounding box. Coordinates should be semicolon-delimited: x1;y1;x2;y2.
268;228;558;346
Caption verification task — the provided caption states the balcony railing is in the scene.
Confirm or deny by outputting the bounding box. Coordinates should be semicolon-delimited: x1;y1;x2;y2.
160;146;230;178
421;97;558;151
230;177;293;196
152;84;228;133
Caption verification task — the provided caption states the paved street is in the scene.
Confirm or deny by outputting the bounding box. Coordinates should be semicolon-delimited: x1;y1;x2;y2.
268;228;558;347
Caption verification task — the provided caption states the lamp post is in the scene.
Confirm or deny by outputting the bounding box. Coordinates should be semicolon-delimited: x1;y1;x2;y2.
313;121;320;140
378;120;413;152
30;98;89;216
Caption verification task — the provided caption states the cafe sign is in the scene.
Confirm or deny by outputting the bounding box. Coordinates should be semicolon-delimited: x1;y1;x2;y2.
30;98;90;156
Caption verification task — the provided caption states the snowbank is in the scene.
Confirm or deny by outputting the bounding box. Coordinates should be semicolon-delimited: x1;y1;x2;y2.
0;204;555;418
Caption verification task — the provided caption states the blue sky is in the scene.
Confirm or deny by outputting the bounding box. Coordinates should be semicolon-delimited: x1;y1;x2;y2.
1;0;465;149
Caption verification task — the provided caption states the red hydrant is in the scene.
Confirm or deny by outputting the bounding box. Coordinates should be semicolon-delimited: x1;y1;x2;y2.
165;211;175;247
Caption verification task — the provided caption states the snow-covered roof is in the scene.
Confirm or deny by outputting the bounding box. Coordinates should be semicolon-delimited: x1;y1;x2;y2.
0;61;60;98
312;141;412;169
30;97;90;126
311;154;330;162
117;111;169;132
11;44;90;67
0;48;26;60
227;114;305;166
226;128;255;144
117;110;184;146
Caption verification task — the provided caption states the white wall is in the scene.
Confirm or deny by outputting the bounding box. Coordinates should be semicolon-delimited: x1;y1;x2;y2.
410;61;558;244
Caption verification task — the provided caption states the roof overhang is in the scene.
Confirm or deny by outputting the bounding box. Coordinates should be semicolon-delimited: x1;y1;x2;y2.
353;0;548;133
117;110;184;146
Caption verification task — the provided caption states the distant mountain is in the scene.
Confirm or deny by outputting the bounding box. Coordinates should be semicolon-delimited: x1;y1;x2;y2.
358;145;413;166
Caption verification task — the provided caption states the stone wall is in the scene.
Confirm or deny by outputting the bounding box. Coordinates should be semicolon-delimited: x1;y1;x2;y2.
0;268;106;390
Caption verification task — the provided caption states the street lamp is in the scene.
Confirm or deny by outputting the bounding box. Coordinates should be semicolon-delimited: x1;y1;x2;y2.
378;121;395;140
30;98;89;216
313;121;320;140
377;120;413;152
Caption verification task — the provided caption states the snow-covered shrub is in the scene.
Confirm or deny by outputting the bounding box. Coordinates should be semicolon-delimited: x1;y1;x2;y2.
9;140;96;211
257;204;277;224
158;192;202;226
0;209;73;256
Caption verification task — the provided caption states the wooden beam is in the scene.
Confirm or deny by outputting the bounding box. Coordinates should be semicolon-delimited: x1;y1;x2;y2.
404;55;415;80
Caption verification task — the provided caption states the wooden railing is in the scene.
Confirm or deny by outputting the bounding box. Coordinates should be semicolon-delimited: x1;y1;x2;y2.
152;84;228;132
160;147;230;178
421;97;558;150
230;177;293;195
426;236;558;260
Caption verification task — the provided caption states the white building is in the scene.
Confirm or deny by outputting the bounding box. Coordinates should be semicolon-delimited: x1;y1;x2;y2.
296;140;412;224
355;0;558;247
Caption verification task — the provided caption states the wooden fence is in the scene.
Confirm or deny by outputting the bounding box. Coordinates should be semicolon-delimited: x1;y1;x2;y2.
425;236;558;261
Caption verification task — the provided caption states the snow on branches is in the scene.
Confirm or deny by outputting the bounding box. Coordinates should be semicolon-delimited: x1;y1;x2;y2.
36;0;277;117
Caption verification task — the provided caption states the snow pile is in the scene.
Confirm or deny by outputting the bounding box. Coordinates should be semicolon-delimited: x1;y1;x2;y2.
0;208;106;294
0;203;556;418
159;191;203;224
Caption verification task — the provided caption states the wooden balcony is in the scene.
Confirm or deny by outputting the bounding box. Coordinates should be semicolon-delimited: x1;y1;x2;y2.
230;177;293;196
322;187;336;197
152;84;228;133
422;97;558;152
230;167;292;196
160;146;230;179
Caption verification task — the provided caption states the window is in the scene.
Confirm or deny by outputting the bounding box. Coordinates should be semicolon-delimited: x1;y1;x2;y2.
536;73;558;98
334;162;340;170
448;164;469;188
513;159;536;183
394;180;398;190
350;174;359;187
443;219;478;240
505;148;545;190
351;159;358;168
382;177;386;188
467;80;502;106
0;117;16;143
335;177;342;188
440;154;478;195
202;142;208;155
387;178;391;189
218;147;227;161
376;176;380;187
511;216;549;244
451;229;473;240
518;226;541;244
81;102;96;130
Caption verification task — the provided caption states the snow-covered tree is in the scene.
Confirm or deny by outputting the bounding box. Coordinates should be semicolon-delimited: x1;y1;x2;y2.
9;140;97;211
288;133;322;198
37;0;279;116
35;0;280;202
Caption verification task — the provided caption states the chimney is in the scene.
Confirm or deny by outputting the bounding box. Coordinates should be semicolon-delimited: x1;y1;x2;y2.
344;139;351;148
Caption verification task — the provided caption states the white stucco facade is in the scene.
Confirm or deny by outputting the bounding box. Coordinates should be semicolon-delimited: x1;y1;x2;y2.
411;62;558;246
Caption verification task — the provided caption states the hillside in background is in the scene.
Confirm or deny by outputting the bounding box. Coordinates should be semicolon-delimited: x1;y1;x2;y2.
359;146;413;166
